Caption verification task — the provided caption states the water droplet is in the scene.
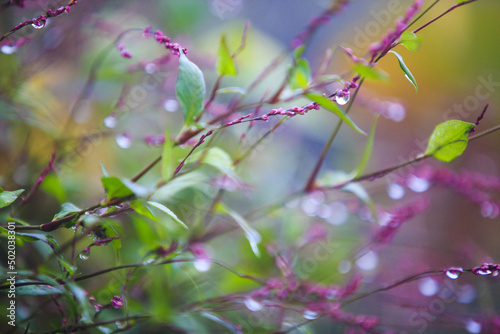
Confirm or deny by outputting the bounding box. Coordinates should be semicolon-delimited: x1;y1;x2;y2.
476;268;492;276
387;183;405;200
338;260;351;274
103;115;117;128
244;297;263;312
163;99;179;112
445;267;463;280
194;259;211;272
355;251;378;271
1;45;17;55
407;175;430;193
327;202;348;226
142;258;156;265
144;63;157;74
115;321;127;329
336;91;350;106
303;309;319;320
116;133;132;149
32;21;45;29
418;277;438;297
79;249;90;260
465;319;481;334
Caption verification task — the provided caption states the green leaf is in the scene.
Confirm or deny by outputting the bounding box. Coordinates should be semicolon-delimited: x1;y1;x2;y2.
176;50;206;126
67;283;94;323
215;203;261;257
58;257;76;276
161;133;174;182
101;177;148;201
351;115;379;178
305;92;366;135
354;64;390;81
53;203;81;221
100;161;109;177
216;87;247;95
191;147;235;177
101;176;133;199
293;45;306;59
399;31;423;51
130;200;159;222
216;34;237;76
40;175;66;203
425;120;475;162
147;201;188;230
0;187;24;209
389;50;418;92
289;58;311;89
152;171;209;202
16;285;63;296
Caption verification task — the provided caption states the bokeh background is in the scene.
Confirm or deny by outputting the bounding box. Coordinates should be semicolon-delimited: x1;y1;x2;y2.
0;0;499;333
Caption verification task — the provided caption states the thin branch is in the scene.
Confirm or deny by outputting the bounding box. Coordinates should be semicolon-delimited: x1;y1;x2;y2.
413;0;478;34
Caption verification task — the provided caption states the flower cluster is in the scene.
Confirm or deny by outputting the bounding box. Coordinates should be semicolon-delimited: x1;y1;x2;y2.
89;295;123;312
472;263;500;276
117;43;133;59
142;26;187;56
369;0;423;59
9;3;75;34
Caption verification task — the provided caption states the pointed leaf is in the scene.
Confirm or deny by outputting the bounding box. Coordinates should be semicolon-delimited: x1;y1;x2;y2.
161;133;174;182
215;203;261;257
176;50;206;125
100;161;109;177
217;34;237;76
290;58;311;89
0;187;24;208
53;203;81;221
354;64;389;81
425;120;475;162
400;31;423;51
352;115;379;178
293;45;306;59
191;147;236;177
216;87;247;95
16;285;63;296
101;177;148;201
389;51;418;92
130;200;159;222
305;92;366;135
147;201;188;230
